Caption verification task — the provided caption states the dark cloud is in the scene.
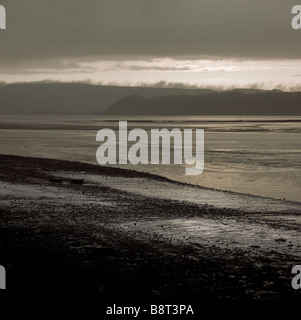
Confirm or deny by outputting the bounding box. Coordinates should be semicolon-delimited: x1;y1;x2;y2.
0;0;300;68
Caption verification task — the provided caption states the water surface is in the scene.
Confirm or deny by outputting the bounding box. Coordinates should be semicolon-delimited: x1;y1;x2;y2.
0;115;300;202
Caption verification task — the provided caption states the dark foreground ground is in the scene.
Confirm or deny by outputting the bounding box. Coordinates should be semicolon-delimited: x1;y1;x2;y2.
0;154;300;305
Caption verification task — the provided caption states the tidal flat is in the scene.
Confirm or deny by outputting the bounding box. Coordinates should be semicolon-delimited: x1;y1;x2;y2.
0;154;300;301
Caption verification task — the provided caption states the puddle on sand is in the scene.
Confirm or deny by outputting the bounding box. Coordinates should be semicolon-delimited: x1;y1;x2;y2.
120;218;301;258
0;181;116;207
52;172;301;214
47;172;301;257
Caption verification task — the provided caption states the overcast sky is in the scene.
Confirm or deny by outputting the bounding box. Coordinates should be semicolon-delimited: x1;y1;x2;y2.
1;0;301;89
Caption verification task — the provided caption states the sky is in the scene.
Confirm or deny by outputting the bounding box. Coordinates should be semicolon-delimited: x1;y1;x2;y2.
0;0;301;90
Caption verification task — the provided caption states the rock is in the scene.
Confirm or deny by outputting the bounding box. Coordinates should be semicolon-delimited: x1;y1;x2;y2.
71;178;84;185
275;238;286;243
49;178;63;183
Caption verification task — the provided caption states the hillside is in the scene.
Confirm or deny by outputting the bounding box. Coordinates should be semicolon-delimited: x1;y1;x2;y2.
0;82;214;114
104;91;301;116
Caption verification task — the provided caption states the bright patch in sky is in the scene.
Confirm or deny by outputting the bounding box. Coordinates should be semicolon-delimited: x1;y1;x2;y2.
2;58;301;91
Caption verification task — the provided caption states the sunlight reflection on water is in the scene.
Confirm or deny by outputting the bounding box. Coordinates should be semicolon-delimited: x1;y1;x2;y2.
0;115;301;202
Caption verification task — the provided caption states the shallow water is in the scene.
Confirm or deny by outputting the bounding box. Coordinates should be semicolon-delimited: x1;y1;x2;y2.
0;115;301;202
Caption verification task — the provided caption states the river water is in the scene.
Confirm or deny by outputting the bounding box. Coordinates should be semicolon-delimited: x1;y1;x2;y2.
0;115;300;202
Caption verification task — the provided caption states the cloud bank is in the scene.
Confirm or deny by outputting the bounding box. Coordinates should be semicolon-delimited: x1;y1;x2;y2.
0;0;300;67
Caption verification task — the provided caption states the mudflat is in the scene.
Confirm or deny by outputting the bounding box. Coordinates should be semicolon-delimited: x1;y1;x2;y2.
0;154;300;301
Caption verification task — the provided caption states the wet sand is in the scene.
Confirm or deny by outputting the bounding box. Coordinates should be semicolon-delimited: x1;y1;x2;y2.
0;154;300;301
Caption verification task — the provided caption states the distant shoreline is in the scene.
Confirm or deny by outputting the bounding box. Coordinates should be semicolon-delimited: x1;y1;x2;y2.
2;115;301;122
1;115;301;132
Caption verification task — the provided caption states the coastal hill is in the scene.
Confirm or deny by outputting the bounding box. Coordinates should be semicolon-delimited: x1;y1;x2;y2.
0;82;300;115
104;91;301;116
0;82;214;115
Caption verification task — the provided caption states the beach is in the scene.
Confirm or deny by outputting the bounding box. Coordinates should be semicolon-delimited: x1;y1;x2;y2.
0;154;300;301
